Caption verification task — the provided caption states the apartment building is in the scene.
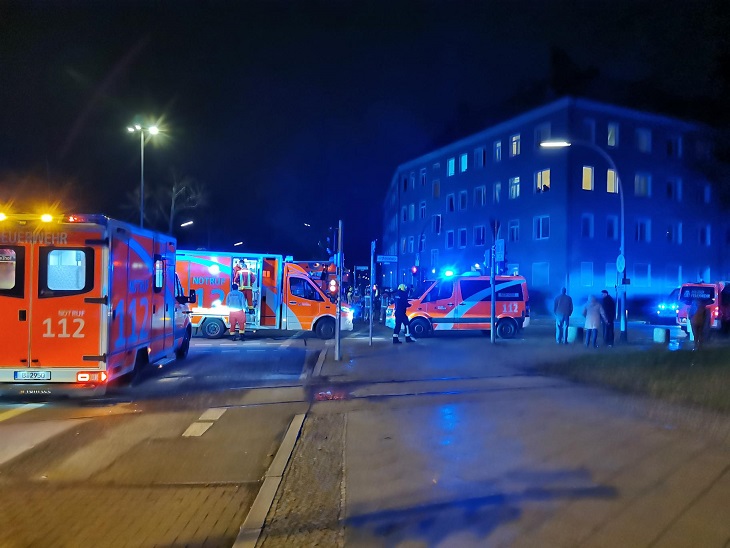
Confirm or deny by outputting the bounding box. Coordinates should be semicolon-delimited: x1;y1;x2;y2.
381;97;727;313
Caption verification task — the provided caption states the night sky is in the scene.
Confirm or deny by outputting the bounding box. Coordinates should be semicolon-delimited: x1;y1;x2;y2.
2;0;729;265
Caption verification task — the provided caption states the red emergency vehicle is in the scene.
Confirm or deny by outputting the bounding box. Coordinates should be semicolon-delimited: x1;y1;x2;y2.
0;213;196;397
676;281;730;333
175;250;353;339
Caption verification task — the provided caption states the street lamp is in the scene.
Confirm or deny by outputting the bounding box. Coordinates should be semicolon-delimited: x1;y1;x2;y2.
540;139;628;342
126;124;160;228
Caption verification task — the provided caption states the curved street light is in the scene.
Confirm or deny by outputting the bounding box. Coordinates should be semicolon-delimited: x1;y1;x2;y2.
540;139;628;342
127;124;160;228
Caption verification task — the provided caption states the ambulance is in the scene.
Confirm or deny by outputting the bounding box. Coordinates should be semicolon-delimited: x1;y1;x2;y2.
385;272;530;338
0;213;196;398
175;250;353;339
676;281;730;333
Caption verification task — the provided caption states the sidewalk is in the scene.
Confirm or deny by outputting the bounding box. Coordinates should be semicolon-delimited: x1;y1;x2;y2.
258;328;730;547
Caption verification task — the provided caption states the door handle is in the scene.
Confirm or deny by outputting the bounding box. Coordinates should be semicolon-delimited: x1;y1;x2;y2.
19;310;27;321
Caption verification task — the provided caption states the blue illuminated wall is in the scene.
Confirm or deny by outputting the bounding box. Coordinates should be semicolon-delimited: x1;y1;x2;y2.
382;97;729;316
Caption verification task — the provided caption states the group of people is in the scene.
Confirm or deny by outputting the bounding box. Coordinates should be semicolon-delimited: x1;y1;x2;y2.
553;287;617;348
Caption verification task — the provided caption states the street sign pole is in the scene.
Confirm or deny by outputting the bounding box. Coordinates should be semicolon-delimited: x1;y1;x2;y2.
335;219;343;361
369;240;376;346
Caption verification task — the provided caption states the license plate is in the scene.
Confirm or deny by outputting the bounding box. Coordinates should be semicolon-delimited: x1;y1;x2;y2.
14;371;51;381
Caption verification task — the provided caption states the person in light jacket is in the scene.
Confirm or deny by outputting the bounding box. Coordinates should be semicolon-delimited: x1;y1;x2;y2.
583;295;608;348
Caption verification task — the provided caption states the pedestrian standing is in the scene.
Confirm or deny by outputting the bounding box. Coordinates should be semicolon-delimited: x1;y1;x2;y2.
393;283;415;344
600;289;616;347
225;283;248;341
689;298;708;351
372;285;381;323
583;295;608;348
553;287;573;344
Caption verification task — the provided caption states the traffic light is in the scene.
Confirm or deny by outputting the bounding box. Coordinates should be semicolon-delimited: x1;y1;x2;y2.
328;278;338;294
411;265;418;275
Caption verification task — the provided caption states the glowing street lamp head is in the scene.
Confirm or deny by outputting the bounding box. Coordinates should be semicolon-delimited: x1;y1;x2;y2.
134;124;142;130
148;125;159;135
127;126;135;132
540;140;572;148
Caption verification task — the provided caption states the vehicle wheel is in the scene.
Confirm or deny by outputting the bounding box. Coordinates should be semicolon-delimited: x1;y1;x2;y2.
201;319;227;339
409;318;431;337
175;326;191;359
496;318;518;339
316;317;336;340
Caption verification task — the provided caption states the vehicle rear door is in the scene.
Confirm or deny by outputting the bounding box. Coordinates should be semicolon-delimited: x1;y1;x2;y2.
0;245;31;372
28;229;104;373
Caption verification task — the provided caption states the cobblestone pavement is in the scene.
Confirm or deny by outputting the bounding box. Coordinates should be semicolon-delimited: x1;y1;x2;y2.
259;413;346;548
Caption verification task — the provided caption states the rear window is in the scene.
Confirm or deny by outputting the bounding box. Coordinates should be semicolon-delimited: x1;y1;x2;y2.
680;285;715;303
0;247;25;298
460;279;524;302
39;247;95;297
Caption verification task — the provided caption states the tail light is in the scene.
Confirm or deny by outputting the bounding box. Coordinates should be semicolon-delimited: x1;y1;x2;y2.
76;371;108;383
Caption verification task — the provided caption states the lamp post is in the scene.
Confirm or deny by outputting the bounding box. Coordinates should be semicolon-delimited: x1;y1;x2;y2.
126;124;159;228
540;139;628;342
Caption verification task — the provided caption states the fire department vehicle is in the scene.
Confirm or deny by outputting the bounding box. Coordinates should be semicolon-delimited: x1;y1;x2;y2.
385;273;530;338
0;213;196;398
676;281;730;333
175;250;353;339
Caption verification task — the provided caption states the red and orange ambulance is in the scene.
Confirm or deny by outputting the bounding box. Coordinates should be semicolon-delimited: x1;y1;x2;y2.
175;250;353;339
385;272;530;338
676;281;730;333
0;213;196;397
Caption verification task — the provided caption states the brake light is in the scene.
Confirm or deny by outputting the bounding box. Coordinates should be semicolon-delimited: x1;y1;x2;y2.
713;306;719;318
76;371;108;383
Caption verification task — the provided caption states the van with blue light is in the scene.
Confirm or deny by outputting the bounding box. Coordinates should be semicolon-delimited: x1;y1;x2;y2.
676;281;730;333
385;272;529;338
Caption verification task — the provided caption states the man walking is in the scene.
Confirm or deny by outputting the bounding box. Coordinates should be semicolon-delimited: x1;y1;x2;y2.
225;283;248;341
393;283;415;344
600;289;616;347
554;287;573;344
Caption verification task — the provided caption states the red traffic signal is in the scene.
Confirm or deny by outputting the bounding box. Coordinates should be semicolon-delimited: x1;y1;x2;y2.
411;265;418;274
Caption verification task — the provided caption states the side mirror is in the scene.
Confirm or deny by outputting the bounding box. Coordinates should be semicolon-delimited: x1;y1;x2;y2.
188;290;197;304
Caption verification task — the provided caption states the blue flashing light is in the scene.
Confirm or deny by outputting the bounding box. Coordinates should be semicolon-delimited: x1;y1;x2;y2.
443;269;455;277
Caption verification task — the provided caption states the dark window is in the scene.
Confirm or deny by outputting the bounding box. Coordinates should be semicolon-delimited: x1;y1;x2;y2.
289;277;324;301
460;279;524;302
422;281;454;302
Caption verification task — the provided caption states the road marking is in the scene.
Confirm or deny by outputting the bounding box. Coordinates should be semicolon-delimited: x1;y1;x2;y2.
312;347;328;378
182;422;214;437
199;408;227;421
234;413;306;548
0;403;44;423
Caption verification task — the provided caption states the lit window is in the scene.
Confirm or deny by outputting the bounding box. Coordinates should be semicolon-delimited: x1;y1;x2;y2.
458;190;467;211
493;181;501;203
635;219;651;242
582;166;594;191
535;169;550;192
494;140;502;162
634;173;651;197
534;216;550;240
474;225;486;246
607;122;619;147
408;203;415;221
636;128;652;153
446;230;455;249
510;134;521;157
607;169;618;194
509;177;520;199
458;228;467;248
446;193;455;213
508;219;519;242
581;214;594;238
447;158;455;177
460;153;468;172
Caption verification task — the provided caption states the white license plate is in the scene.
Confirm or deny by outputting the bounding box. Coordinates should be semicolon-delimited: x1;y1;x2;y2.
14;370;51;381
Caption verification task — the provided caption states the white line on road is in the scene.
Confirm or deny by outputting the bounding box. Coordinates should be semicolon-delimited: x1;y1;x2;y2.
198;408;227;421
0;403;44;423
182;422;214;437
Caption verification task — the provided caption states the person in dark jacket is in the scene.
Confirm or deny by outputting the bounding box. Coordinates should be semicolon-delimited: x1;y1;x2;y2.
393;283;415;344
553;287;573;344
600;289;616;347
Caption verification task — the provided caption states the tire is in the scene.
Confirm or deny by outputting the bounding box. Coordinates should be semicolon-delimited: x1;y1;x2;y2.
201;318;227;339
175;326;191;360
409;317;431;337
316;317;336;340
496;318;518;339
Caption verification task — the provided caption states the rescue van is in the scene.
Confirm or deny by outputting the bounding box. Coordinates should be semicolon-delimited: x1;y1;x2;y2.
676;281;730;333
385;273;530;338
0;213;196;398
175;250;353;339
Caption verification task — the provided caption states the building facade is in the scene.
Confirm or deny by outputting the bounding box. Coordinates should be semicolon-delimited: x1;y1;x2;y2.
382;97;728;314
